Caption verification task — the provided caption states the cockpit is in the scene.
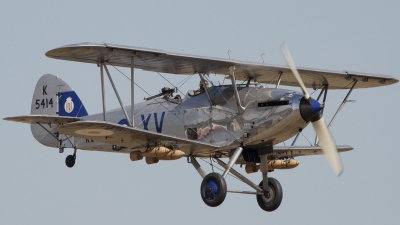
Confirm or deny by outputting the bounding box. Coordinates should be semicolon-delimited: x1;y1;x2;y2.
187;80;209;97
144;79;212;105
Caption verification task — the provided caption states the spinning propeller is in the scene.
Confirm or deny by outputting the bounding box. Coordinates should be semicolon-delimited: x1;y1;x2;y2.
280;43;342;176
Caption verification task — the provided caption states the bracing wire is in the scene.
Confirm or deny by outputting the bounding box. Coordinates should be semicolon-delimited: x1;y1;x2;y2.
264;73;280;88
134;56;241;142
199;157;242;182
177;73;196;89
325;80;355;102
107;61;240;143
107;62;213;143
301;132;313;146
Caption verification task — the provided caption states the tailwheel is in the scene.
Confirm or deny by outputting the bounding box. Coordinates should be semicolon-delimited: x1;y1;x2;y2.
257;177;283;212
65;155;76;168
200;173;227;207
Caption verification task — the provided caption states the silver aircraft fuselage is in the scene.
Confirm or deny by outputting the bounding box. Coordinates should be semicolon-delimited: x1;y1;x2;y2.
64;85;308;153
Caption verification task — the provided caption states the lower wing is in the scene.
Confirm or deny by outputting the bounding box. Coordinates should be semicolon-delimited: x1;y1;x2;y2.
58;121;220;156
273;145;353;158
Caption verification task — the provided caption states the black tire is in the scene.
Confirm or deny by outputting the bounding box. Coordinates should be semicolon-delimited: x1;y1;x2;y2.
200;173;227;207
65;155;75;168
256;177;283;212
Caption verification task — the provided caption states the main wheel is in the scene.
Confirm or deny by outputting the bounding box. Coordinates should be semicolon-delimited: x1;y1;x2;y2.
65;155;76;168
256;177;283;212
200;173;227;207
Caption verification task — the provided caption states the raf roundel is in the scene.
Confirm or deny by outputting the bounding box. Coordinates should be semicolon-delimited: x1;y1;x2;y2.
64;97;74;113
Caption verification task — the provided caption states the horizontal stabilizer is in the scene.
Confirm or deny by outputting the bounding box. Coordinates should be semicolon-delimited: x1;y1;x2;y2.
4;115;81;124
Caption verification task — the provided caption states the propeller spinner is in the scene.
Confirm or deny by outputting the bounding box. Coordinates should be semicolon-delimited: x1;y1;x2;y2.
281;43;342;176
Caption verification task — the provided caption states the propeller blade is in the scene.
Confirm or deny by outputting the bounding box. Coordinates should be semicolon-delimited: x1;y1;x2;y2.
312;118;343;176
280;43;310;99
280;43;342;176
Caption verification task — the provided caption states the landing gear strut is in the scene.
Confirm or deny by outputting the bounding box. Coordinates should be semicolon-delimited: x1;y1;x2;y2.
65;147;77;168
257;149;283;211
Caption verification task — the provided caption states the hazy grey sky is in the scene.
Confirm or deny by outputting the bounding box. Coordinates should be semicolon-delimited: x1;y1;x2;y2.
1;1;399;224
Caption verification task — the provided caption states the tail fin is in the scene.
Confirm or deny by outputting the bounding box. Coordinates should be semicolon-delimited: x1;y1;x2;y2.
30;74;88;149
31;74;88;117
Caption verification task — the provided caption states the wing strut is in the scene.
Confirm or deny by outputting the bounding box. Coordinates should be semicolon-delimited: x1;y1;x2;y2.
97;56;136;127
103;64;132;126
100;60;106;121
311;79;357;146
327;79;358;129
131;56;135;127
199;73;213;108
275;71;283;89
229;66;245;115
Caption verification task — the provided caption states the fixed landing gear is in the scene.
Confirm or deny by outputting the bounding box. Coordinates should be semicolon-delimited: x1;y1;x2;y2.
256;178;283;212
200;173;227;207
199;147;243;207
65;155;76;168
65;147;77;168
190;146;284;211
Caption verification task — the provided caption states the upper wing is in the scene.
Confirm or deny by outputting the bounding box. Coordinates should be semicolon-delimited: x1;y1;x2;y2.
58;121;220;156
4;115;81;124
273;145;353;158
46;42;398;89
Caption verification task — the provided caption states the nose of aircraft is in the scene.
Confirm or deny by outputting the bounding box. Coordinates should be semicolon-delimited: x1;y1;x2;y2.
299;97;323;122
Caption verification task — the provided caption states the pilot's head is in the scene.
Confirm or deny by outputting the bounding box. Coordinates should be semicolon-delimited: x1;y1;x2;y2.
199;80;209;87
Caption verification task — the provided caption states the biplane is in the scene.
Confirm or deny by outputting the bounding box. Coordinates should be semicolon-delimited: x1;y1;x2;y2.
4;42;398;211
